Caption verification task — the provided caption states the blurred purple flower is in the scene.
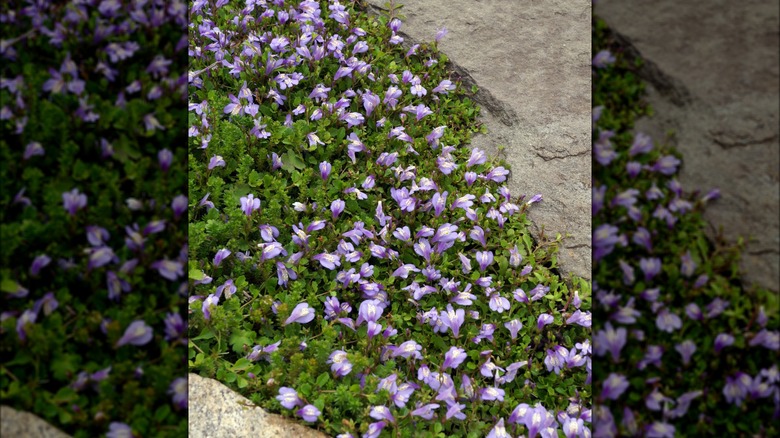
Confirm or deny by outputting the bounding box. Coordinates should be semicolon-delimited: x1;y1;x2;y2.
62;188;87;216
115;320;153;347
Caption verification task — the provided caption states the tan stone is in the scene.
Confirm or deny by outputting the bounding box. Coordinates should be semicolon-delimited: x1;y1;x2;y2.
0;406;71;438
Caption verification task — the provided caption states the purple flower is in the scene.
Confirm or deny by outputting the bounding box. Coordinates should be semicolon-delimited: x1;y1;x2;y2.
284;302;316;325
116;320;153;347
601;373;629;400
62;188;87;216
410;403;439;420
16;309;36;341
592;50;616;68
675;340;696;365
168;377;187;409
481;386;505;402
164;313;185;342
312;252;341;270
240;194;261;217
369;406;395;424
171;195;188;219
319;161;332;180
655;308;682;333
646;422;675;438
88;246;116;270
30;254;52;275
201;294;219;320
106;423;133;438
297;404;321;422
639;257;662;282
652;155;681;175
393;340;422;360
594;322;627;361
23;142;45;160
629;132;653;156
158;148;173;171
544;347;566;375
714;333;735;353
213;248;231;267
357;299;384;326
330;199;345;219
504;320;523;340
276;387;301;410
208;155;226;170
475;251;494;272
327;350;353;377
537;313;554;330
442;346;467;370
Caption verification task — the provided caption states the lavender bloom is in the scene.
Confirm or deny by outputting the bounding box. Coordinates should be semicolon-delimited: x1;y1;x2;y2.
504;320;523;340
213;248;231;267
652;155;681;175
330;199;345;219
629;132;653;156
675;340;696;365
439;305;465;338
327;350;353;377
164;312;185;342
486;418;510;438
201;294;219;320
537;313;554;330
276;387;301;409
393;340;423;360
481;386;505;402
655;308;682;333
23;142;45;160
442;346;467;370
208;155;226;170
467;148;488;167
592;50;616;68
115;320;153;347
88;246;116;270
319;161;332;180
639;257;662;282
637;345;664;370
158;148;173;172
312;252;341;270
475;251;494;272
714;333;735;353
410;403;439;420
284;303;316;325
357;299;384;325
544;347;566;375
106;423;133;438
62;188;87;216
646;422;675;438
168;377;187;409
240;194;261;217
489;293;511;313
30;254;52;275
297;404;321;422
594;322;627;361
16;309;36;341
171;195;188;219
601;373;629;400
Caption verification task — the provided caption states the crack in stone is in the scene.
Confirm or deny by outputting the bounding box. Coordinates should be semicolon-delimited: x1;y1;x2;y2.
605;28;692;107
536;148;590;161
712;134;778;149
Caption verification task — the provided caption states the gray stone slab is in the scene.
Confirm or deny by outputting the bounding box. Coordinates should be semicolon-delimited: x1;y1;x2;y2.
595;0;780;292
365;0;593;282
189;373;329;438
0;405;71;438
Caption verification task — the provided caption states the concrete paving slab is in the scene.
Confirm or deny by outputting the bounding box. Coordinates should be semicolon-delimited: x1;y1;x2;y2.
595;0;780;292
366;0;593;282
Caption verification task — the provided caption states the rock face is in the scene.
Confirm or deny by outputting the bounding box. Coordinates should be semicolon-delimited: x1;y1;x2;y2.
595;0;780;292
0;405;71;438
365;0;593;281
188;373;330;438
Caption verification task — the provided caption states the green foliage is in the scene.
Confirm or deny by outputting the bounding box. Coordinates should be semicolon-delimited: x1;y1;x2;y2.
592;14;778;437
189;1;591;436
0;3;188;437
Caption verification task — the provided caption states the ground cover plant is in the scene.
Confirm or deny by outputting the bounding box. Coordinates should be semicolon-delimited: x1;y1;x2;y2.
0;1;188;436
592;14;779;438
188;1;591;436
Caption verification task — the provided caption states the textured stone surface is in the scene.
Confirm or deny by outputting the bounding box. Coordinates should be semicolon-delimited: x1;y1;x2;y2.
0;406;71;438
595;0;780;291
189;373;329;438
366;0;593;281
